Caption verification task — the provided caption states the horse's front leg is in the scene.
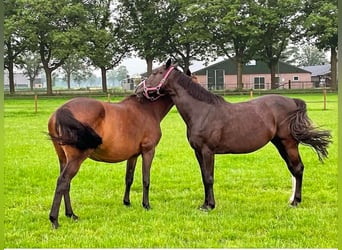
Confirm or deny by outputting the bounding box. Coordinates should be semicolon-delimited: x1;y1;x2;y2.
123;156;138;206
195;148;215;210
141;149;155;209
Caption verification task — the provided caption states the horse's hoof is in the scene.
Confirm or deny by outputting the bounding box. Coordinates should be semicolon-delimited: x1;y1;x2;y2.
123;200;131;207
71;214;78;221
289;198;301;207
50;216;59;229
66;213;79;221
51;222;59;229
142;203;151;210
199;206;209;212
289;201;299;207
199;204;215;211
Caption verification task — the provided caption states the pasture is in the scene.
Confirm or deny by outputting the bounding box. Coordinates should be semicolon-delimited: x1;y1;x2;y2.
4;93;337;248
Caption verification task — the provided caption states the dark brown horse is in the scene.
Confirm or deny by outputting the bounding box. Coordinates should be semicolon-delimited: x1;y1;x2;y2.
48;94;173;228
136;59;332;210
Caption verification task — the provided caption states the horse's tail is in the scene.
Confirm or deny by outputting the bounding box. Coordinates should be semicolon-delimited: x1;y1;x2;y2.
287;98;332;162
49;108;102;150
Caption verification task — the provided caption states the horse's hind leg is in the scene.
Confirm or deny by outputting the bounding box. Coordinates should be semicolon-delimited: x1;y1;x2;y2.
54;144;78;220
272;137;304;206
123;156;138;206
49;147;88;229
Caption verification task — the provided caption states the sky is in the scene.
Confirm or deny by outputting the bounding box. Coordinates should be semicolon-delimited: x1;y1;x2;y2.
117;57;224;76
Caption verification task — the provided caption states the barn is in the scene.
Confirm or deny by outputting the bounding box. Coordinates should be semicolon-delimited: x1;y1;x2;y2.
192;58;312;90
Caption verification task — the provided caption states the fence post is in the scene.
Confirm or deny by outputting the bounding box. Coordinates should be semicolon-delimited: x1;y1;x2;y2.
34;93;38;113
250;90;253;99
107;93;111;103
323;88;327;110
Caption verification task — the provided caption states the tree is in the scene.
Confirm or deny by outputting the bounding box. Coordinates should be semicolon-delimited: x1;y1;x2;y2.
255;0;304;89
17;51;42;91
107;65;129;87
186;0;262;89
303;0;338;90
18;0;88;95
118;0;171;74
282;45;328;67
4;0;27;94
61;55;92;89
257;0;305;89
84;0;130;93
157;0;212;72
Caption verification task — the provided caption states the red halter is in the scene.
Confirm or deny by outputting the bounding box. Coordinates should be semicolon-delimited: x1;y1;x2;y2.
142;66;175;101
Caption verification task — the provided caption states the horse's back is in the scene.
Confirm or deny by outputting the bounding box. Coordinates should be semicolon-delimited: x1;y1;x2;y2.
201;95;301;153
250;94;299;120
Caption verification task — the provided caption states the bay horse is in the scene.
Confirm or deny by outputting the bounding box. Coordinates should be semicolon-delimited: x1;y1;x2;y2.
48;94;173;229
136;59;332;210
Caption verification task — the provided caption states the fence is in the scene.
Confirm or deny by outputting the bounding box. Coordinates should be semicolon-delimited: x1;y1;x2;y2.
200;81;321;91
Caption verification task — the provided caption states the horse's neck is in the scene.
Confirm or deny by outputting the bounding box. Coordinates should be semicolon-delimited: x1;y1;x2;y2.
170;87;212;127
151;97;174;121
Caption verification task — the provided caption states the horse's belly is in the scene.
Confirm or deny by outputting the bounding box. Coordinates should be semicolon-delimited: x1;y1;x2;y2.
220;140;269;154
215;129;273;154
89;146;139;163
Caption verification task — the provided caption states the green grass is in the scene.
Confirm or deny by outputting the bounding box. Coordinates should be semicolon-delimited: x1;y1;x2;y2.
4;93;337;248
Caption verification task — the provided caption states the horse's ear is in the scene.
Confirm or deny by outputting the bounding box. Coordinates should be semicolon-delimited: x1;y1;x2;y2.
166;58;172;68
186;69;191;76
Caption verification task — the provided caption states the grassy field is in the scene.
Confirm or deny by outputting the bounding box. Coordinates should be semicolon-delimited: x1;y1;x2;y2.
4;93;337;248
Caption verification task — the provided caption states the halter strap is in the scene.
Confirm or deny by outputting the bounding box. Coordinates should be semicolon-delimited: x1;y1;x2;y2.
142;66;175;101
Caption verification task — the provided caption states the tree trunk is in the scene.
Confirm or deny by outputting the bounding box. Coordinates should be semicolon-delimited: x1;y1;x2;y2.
67;72;71;89
101;67;108;93
236;61;243;90
8;61;15;94
30;79;34;91
146;58;153;75
330;46;337;91
45;67;53;95
183;56;190;73
270;62;278;89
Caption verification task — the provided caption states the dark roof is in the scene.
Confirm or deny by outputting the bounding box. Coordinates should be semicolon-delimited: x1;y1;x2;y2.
193;58;311;75
301;64;330;76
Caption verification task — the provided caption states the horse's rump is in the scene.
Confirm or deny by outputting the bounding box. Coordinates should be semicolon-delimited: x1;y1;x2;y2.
49;108;102;150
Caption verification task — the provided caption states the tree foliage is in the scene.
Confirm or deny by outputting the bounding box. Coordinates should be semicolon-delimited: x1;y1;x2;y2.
60;55;92;89
118;0;171;74
161;0;213;72
18;0;88;94
283;45;328;67
255;0;304;88
303;0;338;90
4;0;337;93
84;0;130;92
186;0;262;89
4;0;27;94
17;51;42;91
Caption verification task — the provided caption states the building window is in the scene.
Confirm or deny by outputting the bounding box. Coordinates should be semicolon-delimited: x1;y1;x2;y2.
293;76;299;81
254;77;265;89
206;69;224;90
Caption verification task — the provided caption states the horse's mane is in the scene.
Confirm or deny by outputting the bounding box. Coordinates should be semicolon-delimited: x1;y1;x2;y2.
127;93;147;103
176;71;225;104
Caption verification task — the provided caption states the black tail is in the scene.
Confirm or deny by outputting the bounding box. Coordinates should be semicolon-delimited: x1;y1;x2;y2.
49;108;102;150
287;98;332;162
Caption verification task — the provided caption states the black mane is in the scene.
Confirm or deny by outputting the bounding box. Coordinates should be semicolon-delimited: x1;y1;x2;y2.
176;71;225;104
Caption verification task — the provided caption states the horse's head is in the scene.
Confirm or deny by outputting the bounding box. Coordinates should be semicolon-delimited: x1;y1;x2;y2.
135;58;180;101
